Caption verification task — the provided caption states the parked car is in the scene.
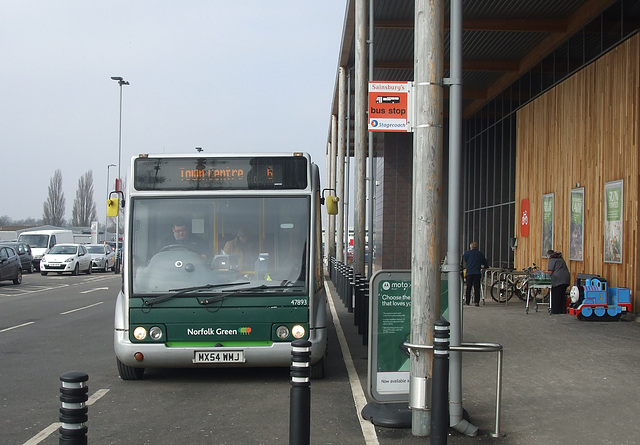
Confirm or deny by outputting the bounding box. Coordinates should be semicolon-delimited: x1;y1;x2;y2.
0;245;22;285
0;241;34;273
86;243;116;272
40;244;92;276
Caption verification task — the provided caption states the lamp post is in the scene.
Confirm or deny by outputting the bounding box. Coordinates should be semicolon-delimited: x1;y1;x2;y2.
105;163;116;242
111;76;129;273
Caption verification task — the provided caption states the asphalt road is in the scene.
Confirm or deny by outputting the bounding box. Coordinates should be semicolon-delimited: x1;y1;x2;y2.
0;273;366;445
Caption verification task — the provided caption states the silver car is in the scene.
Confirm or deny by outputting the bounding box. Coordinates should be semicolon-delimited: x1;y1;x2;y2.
40;244;92;276
86;243;116;272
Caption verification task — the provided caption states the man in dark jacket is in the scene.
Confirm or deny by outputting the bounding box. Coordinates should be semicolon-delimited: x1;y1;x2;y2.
463;241;489;306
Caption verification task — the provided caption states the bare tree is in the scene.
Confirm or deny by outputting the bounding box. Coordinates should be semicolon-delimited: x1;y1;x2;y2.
72;170;98;227
43;169;66;226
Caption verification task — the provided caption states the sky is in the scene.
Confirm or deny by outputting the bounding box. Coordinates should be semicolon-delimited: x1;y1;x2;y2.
0;1;346;224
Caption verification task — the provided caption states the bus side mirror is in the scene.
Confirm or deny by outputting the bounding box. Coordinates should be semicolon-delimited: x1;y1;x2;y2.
321;188;339;215
326;196;339;215
107;198;119;217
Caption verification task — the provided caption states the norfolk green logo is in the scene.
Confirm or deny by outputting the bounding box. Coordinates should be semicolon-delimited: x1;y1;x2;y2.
240;327;252;335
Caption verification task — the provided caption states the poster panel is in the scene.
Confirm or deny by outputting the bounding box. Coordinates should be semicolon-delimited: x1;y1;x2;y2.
604;180;623;263
569;188;584;261
542;193;554;257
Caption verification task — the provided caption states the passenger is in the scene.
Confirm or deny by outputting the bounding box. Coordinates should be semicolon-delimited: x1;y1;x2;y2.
223;227;258;270
546;250;570;314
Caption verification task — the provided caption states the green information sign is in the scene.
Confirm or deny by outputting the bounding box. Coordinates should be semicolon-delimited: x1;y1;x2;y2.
368;270;449;403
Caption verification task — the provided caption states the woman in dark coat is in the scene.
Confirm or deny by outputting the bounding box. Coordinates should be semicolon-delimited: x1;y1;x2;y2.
547;250;571;314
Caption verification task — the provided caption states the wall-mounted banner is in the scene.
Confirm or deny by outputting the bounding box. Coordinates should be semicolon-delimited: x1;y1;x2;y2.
368;81;412;132
604;180;623;263
542;193;554;257
569;188;584;261
520;199;530;237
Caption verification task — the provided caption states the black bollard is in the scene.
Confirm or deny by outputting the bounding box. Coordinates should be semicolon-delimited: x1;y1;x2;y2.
431;320;450;445
59;371;89;445
289;339;311;445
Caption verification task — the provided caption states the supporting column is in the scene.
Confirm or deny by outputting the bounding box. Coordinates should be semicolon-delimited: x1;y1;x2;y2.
410;0;444;437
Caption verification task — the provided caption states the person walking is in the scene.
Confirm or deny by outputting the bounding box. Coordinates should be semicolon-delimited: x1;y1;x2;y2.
546;250;571;314
463;241;489;306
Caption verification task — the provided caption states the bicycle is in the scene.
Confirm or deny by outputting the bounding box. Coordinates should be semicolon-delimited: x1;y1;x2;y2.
490;268;520;303
490;264;544;303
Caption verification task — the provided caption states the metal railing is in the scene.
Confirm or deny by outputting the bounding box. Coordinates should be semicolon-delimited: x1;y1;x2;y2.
403;341;504;438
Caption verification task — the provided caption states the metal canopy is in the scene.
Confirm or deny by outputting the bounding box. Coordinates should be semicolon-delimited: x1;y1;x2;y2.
330;0;625;129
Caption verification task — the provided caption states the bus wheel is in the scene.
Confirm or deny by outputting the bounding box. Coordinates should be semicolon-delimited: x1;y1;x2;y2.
310;357;325;379
117;359;145;380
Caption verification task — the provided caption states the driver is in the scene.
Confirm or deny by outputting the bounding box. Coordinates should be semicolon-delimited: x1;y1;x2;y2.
164;217;208;261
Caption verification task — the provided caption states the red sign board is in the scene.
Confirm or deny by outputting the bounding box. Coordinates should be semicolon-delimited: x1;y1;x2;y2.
368;81;411;132
520;199;530;237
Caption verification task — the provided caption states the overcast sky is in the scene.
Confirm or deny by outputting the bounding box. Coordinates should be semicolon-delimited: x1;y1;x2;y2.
1;1;346;224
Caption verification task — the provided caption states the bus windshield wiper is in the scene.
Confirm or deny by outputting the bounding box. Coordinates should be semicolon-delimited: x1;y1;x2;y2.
143;282;250;307
197;284;305;305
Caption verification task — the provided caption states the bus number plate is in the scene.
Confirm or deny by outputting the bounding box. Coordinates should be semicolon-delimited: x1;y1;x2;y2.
193;351;245;363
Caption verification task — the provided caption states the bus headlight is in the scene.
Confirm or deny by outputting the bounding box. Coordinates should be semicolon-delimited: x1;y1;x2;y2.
276;325;290;339
149;326;163;340
133;326;147;340
291;325;306;339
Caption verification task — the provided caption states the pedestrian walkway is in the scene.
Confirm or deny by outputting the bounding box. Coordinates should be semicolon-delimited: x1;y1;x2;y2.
325;278;640;444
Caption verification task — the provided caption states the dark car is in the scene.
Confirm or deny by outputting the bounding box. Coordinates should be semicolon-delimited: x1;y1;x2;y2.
0;241;34;273
0;245;22;285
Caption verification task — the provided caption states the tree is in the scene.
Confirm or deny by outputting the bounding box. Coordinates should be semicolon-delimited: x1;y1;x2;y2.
72;170;98;227
43;170;66;226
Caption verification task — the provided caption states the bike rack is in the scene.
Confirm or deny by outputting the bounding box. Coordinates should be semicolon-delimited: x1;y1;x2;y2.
404;341;504;438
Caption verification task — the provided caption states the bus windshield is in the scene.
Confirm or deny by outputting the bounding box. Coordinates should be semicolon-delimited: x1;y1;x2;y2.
131;196;309;295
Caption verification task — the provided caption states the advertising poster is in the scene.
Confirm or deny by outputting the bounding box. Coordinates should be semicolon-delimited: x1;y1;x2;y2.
542;193;554;257
374;276;412;398
604;180;623;263
368;271;450;403
569;188;584;261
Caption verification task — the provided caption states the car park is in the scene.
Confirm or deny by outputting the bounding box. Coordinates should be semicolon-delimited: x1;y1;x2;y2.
0;245;22;285
0;241;34;273
86;243;116;272
40;244;92;276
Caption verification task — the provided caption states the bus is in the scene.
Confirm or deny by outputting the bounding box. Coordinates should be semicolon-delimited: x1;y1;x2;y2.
113;153;328;379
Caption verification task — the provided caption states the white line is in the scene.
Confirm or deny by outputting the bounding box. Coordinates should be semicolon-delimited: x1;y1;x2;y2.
23;389;109;445
60;301;104;315
325;282;380;445
80;287;109;294
87;388;110;405
23;422;61;445
0;321;35;333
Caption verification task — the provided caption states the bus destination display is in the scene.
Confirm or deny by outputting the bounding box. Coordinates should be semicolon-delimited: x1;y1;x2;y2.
134;156;308;191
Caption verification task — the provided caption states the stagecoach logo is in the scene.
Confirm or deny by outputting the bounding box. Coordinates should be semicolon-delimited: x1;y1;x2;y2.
187;327;252;336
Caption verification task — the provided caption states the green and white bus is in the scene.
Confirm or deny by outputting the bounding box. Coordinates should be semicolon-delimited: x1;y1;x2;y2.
113;153;328;379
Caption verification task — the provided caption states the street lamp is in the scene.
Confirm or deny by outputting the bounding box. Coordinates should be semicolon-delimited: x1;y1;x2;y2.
111;76;130;273
105;163;116;242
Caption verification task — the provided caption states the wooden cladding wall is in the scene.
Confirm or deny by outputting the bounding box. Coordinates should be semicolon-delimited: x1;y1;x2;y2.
515;34;640;312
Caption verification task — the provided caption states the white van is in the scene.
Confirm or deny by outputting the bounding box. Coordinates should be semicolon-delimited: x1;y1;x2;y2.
18;229;74;270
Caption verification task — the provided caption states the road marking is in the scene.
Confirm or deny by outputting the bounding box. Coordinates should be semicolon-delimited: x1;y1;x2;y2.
325;282;380;445
23;389;110;445
60;301;104;315
23;422;60;445
88;388;110;405
0;321;35;333
80;287;109;294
